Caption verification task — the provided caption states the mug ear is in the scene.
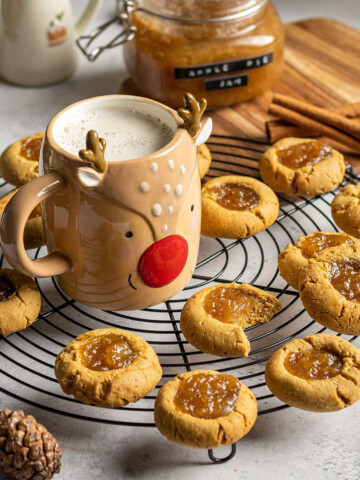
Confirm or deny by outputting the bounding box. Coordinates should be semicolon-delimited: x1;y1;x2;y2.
76;167;103;187
194;117;213;146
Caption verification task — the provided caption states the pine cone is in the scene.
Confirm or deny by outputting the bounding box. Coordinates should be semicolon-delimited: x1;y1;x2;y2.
0;409;62;480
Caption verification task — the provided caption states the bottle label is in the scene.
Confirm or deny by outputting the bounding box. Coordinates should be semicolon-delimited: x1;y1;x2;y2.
174;52;273;79
205;73;248;91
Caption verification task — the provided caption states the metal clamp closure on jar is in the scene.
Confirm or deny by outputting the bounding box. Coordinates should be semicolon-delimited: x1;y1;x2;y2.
77;0;268;62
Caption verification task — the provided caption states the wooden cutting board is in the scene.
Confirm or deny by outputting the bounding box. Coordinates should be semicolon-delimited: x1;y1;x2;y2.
212;18;360;173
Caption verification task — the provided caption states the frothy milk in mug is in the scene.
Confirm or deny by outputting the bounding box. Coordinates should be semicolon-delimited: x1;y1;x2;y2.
56;106;176;160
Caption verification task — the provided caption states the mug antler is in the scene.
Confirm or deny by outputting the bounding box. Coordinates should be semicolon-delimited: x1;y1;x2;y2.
178;93;207;137
79;130;107;173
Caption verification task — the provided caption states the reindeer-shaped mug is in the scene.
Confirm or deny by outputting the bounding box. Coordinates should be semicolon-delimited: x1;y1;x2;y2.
0;94;212;310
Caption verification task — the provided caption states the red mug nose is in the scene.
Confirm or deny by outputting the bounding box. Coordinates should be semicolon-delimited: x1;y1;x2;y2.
137;235;189;288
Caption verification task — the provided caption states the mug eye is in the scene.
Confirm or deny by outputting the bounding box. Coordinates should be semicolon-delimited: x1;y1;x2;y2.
191;205;195;212
125;231;134;238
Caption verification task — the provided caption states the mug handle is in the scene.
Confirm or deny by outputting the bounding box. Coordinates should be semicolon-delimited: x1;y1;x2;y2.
0;173;72;278
74;0;103;36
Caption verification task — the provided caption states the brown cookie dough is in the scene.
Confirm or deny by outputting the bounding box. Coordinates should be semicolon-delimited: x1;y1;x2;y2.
278;231;359;289
0;268;41;336
265;333;360;412
55;328;162;408
197;144;211;179
201;175;279;239
299;247;360;335
259;138;345;195
331;183;360;238
154;370;257;448
0;189;45;250
180;283;282;357
0;133;43;187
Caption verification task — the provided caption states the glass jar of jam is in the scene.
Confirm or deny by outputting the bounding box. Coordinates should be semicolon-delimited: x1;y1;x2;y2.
124;0;284;107
78;0;284;108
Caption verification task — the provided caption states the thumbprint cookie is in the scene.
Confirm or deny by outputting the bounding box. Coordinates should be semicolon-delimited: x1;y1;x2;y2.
55;328;162;408
0;132;43;187
259;138;345;195
154;370;257;448
201;175;279;239
266;334;360;412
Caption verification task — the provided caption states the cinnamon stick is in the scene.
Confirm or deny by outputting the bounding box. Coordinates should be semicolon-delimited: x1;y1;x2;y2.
266;117;360;143
330;102;360;119
266;120;311;143
268;103;360;152
266;100;360;143
272;94;360;140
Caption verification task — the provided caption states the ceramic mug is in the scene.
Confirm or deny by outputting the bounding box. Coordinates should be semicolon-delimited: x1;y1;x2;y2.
0;95;212;310
0;0;103;86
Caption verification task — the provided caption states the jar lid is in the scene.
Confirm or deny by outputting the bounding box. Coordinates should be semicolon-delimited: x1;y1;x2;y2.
122;0;268;24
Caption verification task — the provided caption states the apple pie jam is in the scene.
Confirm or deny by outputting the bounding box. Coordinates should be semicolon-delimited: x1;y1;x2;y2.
78;333;138;371
277;141;332;169
174;372;240;419
19;136;42;162
328;258;360;302
301;233;353;259
204;287;253;323
284;349;343;380
208;183;259;211
123;0;284;107
0;274;16;302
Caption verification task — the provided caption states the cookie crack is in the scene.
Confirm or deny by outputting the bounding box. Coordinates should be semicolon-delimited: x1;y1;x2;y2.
14;290;26;306
216;423;225;444
291;172;300;194
173;424;185;444
340;371;359;386
335;386;351;408
253;209;266;225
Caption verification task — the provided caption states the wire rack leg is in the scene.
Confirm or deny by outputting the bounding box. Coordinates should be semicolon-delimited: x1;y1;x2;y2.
208;443;236;464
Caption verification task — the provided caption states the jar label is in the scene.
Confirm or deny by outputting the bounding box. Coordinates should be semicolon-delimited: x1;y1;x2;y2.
205;74;248;91
174;52;273;79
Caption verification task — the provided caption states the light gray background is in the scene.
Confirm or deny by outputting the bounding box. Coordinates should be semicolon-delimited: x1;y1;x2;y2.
1;1;360;479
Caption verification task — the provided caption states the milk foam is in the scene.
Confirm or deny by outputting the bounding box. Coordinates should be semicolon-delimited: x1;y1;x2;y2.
56;106;175;161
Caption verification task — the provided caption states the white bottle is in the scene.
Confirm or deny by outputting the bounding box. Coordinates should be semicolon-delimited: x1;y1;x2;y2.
0;0;102;86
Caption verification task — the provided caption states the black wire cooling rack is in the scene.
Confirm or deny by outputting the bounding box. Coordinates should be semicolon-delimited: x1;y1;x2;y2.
0;134;359;464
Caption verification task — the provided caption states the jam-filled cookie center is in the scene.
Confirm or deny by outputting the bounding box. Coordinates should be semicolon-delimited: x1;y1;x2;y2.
19;136;42;162
174;373;240;419
284;349;343;380
78;333;138;371
301;233;353;259
208;183;259;211
277;141;332;169
329;258;360;302
0;274;16;302
204;287;254;324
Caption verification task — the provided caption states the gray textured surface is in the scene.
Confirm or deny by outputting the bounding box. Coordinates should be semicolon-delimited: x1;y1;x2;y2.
1;1;360;479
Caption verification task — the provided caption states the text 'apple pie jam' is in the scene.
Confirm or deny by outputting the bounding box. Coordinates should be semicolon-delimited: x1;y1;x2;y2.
328;258;360;302
20;136;42;162
208;184;259;211
123;0;284;107
78;333;138;371
174;372;240;419
300;233;353;260
277;141;332;169
284;349;343;381
204;287;253;323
